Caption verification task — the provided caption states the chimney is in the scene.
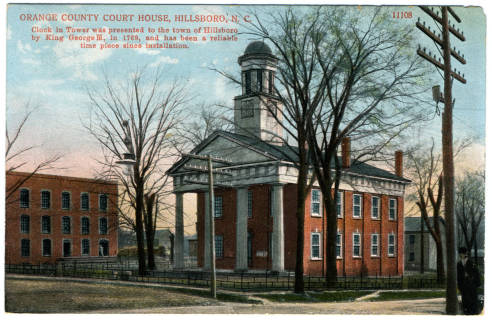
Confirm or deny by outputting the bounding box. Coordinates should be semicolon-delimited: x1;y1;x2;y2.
395;150;403;177
342;137;351;168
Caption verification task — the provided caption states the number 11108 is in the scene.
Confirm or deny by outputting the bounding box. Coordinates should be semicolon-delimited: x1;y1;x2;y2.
393;11;413;19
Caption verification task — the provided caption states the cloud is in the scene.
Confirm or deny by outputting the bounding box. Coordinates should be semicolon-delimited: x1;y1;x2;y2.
7;25;12;40
149;56;179;67
21;58;41;66
17;40;32;54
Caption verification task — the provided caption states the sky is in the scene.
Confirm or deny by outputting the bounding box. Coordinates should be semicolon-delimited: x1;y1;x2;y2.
4;3;487;234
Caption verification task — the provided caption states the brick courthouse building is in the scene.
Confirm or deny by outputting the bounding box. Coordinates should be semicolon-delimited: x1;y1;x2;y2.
6;172;118;265
168;41;410;276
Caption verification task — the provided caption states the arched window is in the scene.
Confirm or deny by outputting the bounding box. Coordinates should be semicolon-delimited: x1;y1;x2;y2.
62;216;71;234
20;189;29;208
81;217;90;235
99;217;108;235
20;215;30;234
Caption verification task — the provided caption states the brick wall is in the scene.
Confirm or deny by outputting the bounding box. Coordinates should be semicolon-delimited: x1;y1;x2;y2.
196;183;404;276
6;172;118;264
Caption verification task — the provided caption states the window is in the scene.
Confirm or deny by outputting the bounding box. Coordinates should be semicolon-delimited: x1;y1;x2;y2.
99;217;108;235
41;190;51;209
409;252;415;262
244;70;251;94
215;235;223;258
388;233;396;257
42;239;52;256
268;70;274;94
81;192;89;211
214;196;223;218
311;189;321;217
311;233;321;259
256;69;263;92
81;217;90;235
99;239;109;256
20;189;29;208
409;234;415;245
99;194;108;211
61;192;70;210
353;233;361;257
63;239;71;257
371;197;380;219
81;239;90;255
336;191;343;218
389;199;397;220
353;194;362;218
247;190;253;218
62;216;71;234
21;239;30;257
41;216;51;234
20;215;30;234
371;234;380;257
241;100;254;118
336;232;342;258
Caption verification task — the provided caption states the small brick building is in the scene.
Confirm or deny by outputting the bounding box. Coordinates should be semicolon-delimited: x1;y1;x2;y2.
168;41;410;276
5;172;118;265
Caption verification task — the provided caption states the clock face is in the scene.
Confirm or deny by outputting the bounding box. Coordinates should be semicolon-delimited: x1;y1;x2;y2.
241;100;254;118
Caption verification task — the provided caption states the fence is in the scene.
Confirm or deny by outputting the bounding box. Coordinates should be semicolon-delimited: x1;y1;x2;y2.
6;263;445;291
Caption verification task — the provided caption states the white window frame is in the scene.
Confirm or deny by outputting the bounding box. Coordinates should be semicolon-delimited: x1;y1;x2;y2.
215;235;224;258
20;214;30;234
311;189;322;217
62;239;72;257
371;233;380;257
336;231;343;259
21;238;30;257
311;232;322;260
336;191;344;218
247;190;253;218
81;239;90;256
19;188;30;208
42;238;52;256
80;192;90;211
99;193;108;212
41;190;51;209
99;217;108;235
371;196;380;219
353;194;362;218
61;191;71;210
81;216;90;235
61;216;71;234
41;215;51;234
389;198;397;220
353;232;361;258
388;233;396;257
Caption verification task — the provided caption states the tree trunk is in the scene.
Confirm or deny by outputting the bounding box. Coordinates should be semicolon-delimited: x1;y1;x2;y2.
294;139;308;293
144;193;157;270
135;183;147;275
436;239;445;284
324;195;338;288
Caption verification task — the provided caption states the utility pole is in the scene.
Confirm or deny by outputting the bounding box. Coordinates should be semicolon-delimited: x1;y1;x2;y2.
416;6;466;315
183;153;233;299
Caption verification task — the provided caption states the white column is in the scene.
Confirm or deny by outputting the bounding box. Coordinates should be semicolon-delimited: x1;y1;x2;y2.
203;192;211;270
236;187;248;271
272;184;285;272
174;192;184;269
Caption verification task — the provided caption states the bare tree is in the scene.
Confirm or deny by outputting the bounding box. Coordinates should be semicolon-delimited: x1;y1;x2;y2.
455;170;485;265
297;7;430;287
85;67;188;274
407;141;445;282
6;104;62;203
175;103;233;151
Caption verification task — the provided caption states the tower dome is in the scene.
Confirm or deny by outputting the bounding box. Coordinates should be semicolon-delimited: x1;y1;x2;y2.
244;41;273;55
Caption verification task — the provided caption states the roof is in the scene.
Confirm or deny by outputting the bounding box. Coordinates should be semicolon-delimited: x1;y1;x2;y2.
6;171;118;185
168;130;411;183
244;41;273;55
405;216;445;232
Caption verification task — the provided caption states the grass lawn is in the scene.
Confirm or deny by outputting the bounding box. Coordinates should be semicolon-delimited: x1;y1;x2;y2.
368;290;446;301
5;278;258;313
255;290;373;303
